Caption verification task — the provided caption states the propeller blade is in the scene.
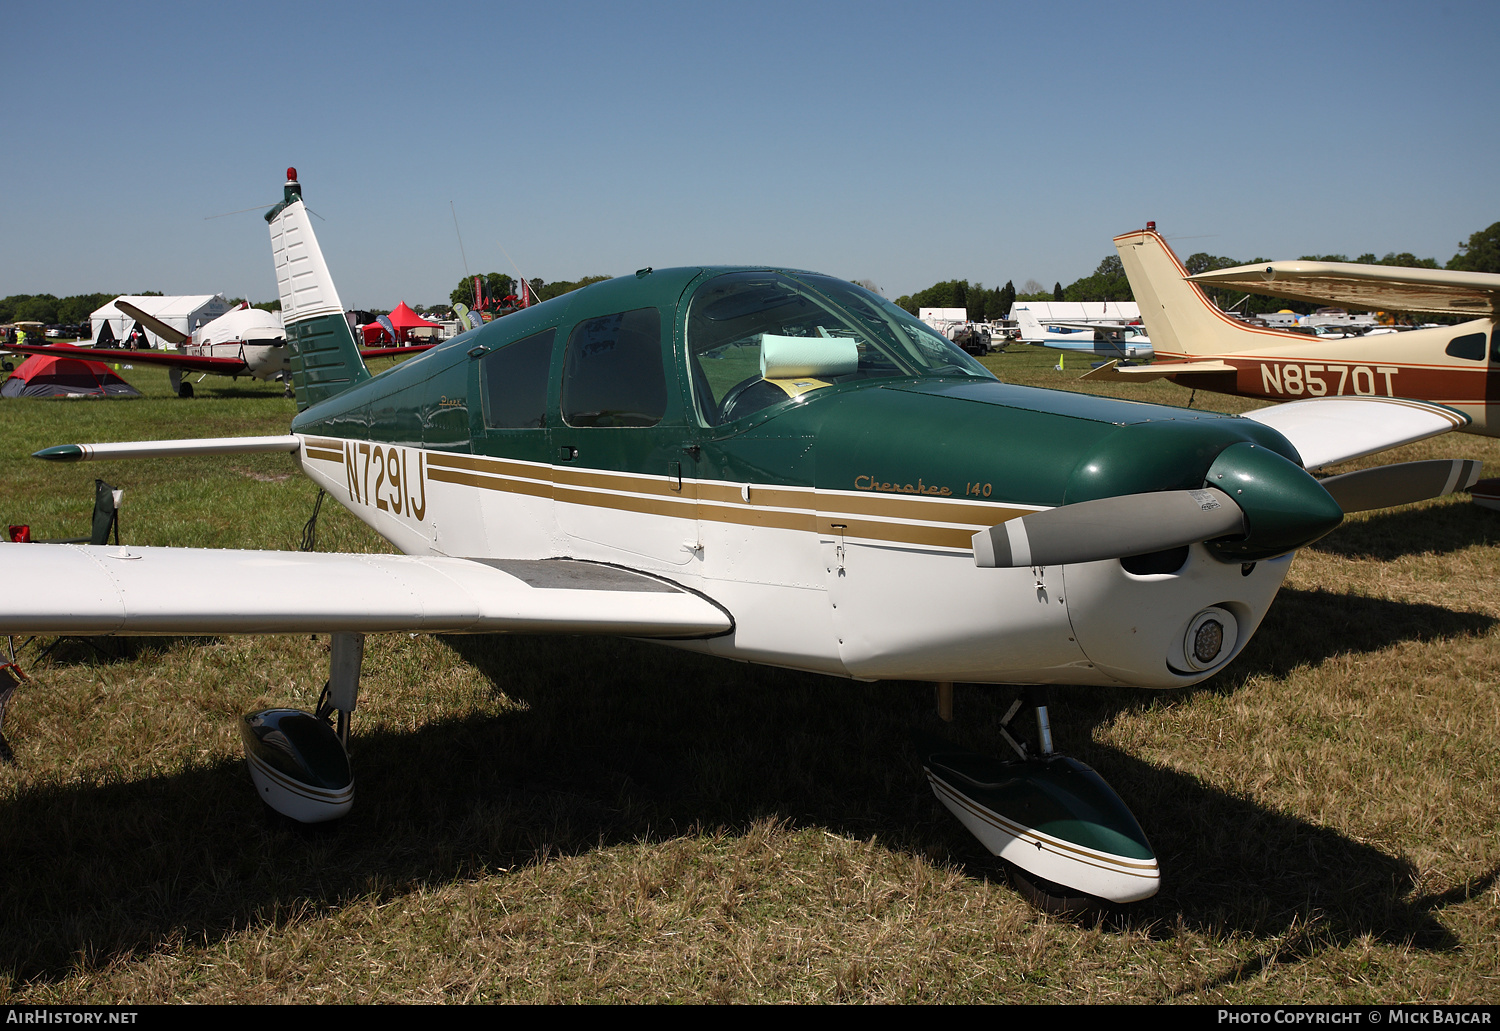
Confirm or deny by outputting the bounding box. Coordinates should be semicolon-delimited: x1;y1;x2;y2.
1319;459;1482;514
114;300;190;346
972;487;1245;568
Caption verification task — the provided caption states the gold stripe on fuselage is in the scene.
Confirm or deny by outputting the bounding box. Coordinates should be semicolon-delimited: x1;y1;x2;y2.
304;441;1027;550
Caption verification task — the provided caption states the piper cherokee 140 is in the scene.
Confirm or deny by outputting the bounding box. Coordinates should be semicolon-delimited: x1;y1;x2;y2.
0;171;1482;907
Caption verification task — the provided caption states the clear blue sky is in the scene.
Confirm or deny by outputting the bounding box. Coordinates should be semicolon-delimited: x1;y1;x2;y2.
3;0;1496;309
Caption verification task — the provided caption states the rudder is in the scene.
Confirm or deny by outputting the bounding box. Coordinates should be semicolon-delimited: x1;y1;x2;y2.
266;169;370;411
1115;228;1252;361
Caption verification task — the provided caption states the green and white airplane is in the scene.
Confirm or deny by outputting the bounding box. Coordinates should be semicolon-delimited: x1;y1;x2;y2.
1;170;1483;906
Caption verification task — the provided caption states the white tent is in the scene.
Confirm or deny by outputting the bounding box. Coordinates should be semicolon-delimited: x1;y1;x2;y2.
90;295;233;349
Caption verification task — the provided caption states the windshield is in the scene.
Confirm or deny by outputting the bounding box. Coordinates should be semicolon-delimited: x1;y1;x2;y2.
687;271;992;425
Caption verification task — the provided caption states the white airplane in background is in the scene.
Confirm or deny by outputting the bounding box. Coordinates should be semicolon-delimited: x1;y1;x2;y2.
8;296;429;398
0;171;1483;909
1011;301;1153;362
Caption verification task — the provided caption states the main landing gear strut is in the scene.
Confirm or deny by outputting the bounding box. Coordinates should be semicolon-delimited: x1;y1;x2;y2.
239;632;363;822
924;685;1160;908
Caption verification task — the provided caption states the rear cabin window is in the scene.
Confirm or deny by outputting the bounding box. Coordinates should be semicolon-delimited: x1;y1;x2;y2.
1445;332;1486;362
561;308;666;427
481;329;554;428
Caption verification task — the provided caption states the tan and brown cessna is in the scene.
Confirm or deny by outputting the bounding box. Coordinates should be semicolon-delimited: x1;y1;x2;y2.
1089;225;1500;436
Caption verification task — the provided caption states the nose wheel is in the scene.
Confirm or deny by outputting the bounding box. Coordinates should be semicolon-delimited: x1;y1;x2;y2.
240;633;363;822
924;685;1160;907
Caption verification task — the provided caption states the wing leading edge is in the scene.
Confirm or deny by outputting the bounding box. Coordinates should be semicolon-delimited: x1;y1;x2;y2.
1074;375;1471;472
0;545;732;639
1239;396;1471;471
3;343;253;376
1186;261;1500;317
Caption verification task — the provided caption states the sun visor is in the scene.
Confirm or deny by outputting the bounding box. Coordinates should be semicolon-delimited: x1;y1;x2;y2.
760;334;859;379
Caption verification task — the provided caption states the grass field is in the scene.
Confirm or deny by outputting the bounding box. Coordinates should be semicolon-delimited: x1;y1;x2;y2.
2;350;1497;1003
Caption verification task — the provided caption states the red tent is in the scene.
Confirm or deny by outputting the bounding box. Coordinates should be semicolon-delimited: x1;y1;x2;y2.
361;302;441;344
2;348;141;398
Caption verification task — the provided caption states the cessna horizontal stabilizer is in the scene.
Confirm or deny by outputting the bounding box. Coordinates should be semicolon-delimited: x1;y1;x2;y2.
972;487;1244;567
1319;459;1483;514
1081;359;1235;383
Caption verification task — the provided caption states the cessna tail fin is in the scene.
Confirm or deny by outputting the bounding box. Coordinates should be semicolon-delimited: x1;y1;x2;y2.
1115;227;1286;361
266;168;370;411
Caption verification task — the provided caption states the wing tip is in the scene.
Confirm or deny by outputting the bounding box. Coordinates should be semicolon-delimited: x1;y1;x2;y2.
32;444;84;462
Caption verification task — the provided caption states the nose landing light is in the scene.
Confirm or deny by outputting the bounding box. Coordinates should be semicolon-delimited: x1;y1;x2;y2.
1176;606;1238;673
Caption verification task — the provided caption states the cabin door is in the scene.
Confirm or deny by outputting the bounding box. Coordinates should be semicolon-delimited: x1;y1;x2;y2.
550;306;700;569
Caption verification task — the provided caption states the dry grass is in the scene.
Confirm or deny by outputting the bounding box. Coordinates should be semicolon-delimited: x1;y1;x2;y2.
2;353;1497;1003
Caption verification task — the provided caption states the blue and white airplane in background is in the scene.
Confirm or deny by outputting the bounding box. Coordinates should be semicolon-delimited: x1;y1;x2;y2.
1011;301;1153;363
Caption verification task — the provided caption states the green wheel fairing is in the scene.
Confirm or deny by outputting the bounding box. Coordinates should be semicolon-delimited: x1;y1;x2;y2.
926;752;1155;861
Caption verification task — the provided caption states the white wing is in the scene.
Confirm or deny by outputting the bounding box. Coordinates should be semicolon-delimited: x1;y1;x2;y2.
0;545;730;638
1240;396;1470;470
1078;368;1471;471
1187;261;1500;317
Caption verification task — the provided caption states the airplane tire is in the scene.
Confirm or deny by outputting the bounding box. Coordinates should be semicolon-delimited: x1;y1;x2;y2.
1006;862;1112;919
178;382;194;399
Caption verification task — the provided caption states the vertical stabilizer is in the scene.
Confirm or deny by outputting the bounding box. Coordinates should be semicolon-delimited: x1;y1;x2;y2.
266;168;370;411
1115;228;1252;360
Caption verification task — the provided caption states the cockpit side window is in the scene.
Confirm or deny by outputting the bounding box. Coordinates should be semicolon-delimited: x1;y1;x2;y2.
561;308;666;427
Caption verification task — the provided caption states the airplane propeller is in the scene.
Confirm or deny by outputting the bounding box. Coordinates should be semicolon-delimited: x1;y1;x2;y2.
974;456;1482;568
972;487;1244;568
1318;458;1481;514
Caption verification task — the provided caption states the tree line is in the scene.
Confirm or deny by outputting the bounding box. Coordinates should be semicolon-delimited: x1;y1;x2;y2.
894;221;1500;319
449;272;611;312
0;291;282;327
0;292;146;327
12;222;1496;329
0;270;613;330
